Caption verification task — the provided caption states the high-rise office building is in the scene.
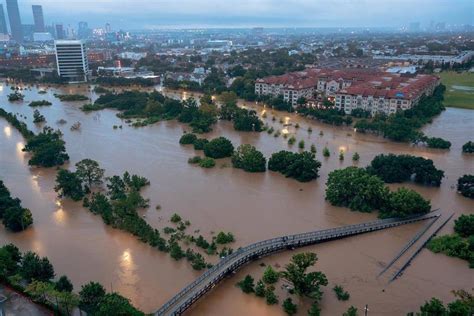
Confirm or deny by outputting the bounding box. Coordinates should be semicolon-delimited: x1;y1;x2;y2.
78;21;89;39
32;5;45;32
55;40;89;83
6;0;23;42
0;5;8;35
55;24;65;39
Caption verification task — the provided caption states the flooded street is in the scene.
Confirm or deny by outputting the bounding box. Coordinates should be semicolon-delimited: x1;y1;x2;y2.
0;83;472;315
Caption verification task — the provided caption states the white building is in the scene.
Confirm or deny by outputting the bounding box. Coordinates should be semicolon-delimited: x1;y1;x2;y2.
33;32;53;42
373;51;474;66
55;40;89;83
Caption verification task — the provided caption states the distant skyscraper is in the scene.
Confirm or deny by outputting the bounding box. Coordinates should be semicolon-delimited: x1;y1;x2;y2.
6;0;23;42
0;5;8;35
55;40;89;82
78;21;89;39
55;24;65;39
32;5;45;32
105;22;111;33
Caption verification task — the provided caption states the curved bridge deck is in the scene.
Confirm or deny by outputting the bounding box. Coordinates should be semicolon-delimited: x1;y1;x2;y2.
156;212;439;316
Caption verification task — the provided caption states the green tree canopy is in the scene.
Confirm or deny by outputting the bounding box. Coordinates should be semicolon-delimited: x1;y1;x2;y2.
204;137;234;159
326;167;388;212
281;252;328;302
55;169;85;201
75;159;105;188
231;144;266;172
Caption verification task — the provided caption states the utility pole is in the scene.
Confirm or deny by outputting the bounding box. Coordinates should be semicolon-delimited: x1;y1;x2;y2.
364;304;369;316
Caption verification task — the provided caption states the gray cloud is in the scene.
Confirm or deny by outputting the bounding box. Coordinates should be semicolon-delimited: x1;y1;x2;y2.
13;0;474;29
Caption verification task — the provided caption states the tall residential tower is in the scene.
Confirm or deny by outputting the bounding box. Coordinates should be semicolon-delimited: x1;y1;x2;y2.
6;0;22;42
0;5;8;35
32;5;45;32
55;40;89;83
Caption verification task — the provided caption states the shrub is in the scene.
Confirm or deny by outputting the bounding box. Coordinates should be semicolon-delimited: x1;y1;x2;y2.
28;100;52;107
269;151;321;182
426;137;451;149
199;157;216;168
462;141;474;153
203;137;234;158
262;266;279;284
188;156;202;164
231;144;266;172
457;175;474;199
454;214;474;237
333;285;350;301
170;213;181;223
179;133;197;145
236;275;254;293
323;147;330;157
298;140;305;149
288;136;296;145
215;232;235;244
352;152;360;161
193;138;209;150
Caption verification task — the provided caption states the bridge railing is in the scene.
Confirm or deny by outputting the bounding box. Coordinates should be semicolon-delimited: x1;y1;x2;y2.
156;212;438;315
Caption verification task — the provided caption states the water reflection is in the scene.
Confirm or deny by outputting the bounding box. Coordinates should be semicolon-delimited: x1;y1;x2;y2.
16;142;24;159
30;175;40;193
118;248;140;288
4;126;11;137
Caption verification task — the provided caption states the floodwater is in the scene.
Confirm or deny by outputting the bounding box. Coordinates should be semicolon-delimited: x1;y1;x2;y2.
0;83;472;315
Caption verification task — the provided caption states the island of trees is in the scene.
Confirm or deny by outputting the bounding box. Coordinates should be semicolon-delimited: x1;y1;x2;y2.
427;214;474;268
54;94;89;102
326;167;431;218
180;134;322;182
367;154;445;186
28;100;52;107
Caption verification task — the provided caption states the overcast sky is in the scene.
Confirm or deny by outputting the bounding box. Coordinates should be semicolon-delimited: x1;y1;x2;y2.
11;0;474;29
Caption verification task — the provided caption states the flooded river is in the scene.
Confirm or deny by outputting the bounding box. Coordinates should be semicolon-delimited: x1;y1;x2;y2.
0;83;472;315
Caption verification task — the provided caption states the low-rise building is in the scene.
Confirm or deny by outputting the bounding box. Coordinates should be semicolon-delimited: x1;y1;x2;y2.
255;68;440;115
335;74;440;116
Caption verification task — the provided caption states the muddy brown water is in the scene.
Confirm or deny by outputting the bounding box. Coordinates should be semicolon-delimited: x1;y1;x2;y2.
0;83;472;315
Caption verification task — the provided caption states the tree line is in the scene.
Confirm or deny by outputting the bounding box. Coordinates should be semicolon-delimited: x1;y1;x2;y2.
0;180;33;231
54;159;236;271
0;109;69;167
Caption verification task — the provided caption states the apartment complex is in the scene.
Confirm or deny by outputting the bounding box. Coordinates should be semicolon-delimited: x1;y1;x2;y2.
55;40;89;83
255;68;440;115
335;74;439;116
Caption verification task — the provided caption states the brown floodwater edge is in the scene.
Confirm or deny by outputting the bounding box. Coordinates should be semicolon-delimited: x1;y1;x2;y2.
0;82;473;315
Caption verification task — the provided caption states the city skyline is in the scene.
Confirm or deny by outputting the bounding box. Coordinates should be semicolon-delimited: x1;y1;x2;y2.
7;0;474;30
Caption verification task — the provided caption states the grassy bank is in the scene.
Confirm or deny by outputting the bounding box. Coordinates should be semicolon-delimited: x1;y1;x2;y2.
438;71;474;110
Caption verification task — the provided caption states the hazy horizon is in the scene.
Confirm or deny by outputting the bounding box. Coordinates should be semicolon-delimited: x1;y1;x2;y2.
7;0;473;30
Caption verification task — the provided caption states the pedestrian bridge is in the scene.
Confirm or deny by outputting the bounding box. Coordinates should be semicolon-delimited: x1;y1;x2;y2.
156;212;439;316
